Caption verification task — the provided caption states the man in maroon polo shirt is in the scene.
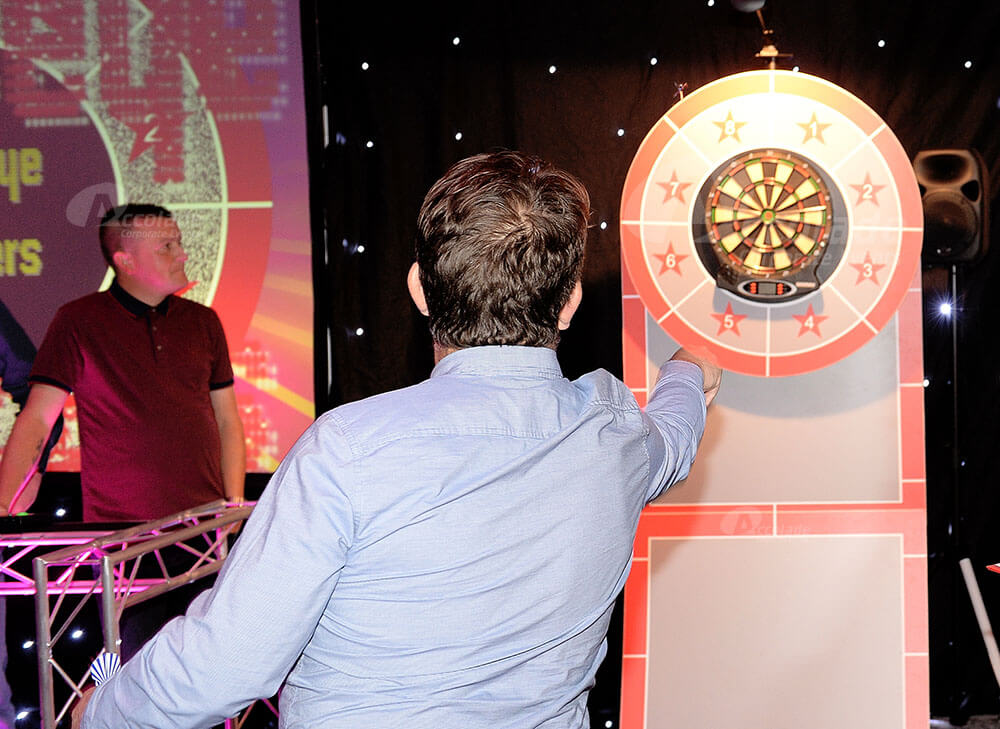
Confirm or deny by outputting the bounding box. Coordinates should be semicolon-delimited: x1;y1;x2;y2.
0;204;246;659
0;203;245;520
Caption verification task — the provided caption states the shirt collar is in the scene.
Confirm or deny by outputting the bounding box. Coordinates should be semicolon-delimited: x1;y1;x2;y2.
109;279;171;317
430;346;564;380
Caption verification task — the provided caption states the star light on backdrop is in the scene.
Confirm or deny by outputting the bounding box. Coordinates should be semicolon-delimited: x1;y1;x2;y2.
337;2;817;377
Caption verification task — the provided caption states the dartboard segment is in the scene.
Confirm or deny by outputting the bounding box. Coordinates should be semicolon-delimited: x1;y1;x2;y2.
680;104;770;158
767;295;863;356
638;134;712;226
644;228;701;301
622;119;676;221
756;92;873;170
824;229;903;315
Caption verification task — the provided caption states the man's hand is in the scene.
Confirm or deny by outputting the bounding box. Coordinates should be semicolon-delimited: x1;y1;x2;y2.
71;685;96;728
670;348;722;406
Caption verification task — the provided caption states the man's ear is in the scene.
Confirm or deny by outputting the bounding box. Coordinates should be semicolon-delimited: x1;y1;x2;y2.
558;280;583;331
407;262;429;316
112;249;132;274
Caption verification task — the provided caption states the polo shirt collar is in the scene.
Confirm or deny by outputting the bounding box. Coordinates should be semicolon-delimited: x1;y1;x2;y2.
109;279;171;317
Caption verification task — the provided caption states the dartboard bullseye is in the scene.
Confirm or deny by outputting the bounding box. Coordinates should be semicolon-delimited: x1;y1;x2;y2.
620;70;923;377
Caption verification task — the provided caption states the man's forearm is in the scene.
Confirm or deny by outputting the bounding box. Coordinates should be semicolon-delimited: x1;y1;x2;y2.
0;383;68;514
0;415;50;514
210;386;246;503
219;420;246;502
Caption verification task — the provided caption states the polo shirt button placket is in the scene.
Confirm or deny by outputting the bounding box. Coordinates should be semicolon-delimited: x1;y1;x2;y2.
148;313;163;360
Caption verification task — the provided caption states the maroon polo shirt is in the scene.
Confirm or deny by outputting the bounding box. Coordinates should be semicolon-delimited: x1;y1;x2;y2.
30;281;234;521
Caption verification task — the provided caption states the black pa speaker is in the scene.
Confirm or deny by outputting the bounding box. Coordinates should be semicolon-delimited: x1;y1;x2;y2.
913;149;989;264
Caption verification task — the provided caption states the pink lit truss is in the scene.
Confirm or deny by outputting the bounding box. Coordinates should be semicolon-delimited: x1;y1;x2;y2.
2;501;273;727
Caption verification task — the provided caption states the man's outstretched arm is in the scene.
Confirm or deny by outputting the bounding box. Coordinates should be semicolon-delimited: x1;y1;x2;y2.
641;348;723;502
0;383;67;515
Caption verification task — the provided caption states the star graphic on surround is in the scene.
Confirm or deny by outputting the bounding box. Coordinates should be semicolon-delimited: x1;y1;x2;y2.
653;243;688;276
849;251;886;285
711;302;747;336
713;111;746;143
797;112;831;144
657;171;692;204
849;173;887;207
793;304;829;337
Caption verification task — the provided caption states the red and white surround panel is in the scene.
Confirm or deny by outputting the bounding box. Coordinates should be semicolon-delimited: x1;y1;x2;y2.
620;70;926;729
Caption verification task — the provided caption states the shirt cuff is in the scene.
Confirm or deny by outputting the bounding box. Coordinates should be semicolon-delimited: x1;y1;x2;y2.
653;360;704;393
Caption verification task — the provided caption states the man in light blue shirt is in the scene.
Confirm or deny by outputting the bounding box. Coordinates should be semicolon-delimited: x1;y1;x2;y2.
79;150;720;728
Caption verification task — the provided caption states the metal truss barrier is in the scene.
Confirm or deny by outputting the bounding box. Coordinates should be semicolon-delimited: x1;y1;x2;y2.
16;500;277;728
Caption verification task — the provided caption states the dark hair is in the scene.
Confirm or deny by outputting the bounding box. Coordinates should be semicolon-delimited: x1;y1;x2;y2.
98;203;173;266
415;151;590;348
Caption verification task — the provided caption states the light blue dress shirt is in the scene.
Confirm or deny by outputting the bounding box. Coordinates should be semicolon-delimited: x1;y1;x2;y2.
84;346;706;729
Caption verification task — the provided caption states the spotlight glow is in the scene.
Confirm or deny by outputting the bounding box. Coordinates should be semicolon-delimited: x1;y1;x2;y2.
22;640;33;650
617;128;625;137
877;39;885;48
54;507;66;517
965;60;973;69
16;711;28;720
454;132;463;141
365;140;374;148
600;221;608;230
650;57;658;66
356;245;366;253
71;628;84;640
355;327;365;336
548;65;557;74
452;36;460;46
361;61;369;71
939;302;953;317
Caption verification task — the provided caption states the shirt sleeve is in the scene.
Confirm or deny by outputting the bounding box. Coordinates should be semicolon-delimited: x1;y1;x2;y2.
642;360;708;503
82;415;358;728
206;308;235;390
28;304;82;394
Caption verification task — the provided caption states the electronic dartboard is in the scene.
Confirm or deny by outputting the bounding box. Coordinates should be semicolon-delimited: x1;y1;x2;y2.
621;70;923;377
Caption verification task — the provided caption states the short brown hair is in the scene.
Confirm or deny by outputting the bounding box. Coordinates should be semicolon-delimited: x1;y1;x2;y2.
415;151;590;348
98;203;173;267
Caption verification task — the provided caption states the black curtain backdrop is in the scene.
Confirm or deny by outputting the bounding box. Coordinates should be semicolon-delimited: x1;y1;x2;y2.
306;0;1000;721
